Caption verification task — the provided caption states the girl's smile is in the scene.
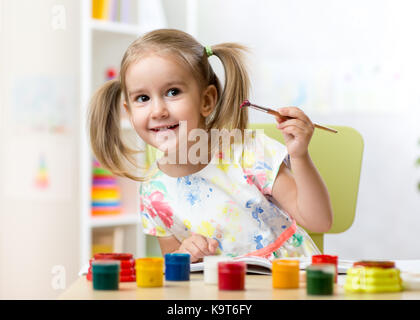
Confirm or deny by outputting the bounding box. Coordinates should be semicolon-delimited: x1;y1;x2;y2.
150;123;180;132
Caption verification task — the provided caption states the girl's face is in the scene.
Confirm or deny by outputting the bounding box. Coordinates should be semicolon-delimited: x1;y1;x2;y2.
124;53;215;156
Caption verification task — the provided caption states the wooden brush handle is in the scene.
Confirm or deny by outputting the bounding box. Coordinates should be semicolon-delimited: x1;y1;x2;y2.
313;124;338;133
267;109;338;134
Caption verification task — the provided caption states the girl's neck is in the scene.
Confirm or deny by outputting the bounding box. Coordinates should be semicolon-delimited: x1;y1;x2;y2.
157;160;210;178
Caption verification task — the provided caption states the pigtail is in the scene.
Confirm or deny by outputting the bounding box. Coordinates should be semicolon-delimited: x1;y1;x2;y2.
88;79;146;181
208;43;250;135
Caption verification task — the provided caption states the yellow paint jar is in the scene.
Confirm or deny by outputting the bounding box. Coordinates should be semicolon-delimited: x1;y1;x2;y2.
135;257;164;288
344;267;402;293
272;259;300;289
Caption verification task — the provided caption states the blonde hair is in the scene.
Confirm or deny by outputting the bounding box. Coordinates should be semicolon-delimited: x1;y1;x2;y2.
88;29;250;181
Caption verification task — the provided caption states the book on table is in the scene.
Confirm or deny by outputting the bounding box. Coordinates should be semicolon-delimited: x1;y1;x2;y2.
190;256;354;275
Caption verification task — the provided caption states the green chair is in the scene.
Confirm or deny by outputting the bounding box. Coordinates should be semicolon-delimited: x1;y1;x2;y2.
144;124;364;254
248;123;364;252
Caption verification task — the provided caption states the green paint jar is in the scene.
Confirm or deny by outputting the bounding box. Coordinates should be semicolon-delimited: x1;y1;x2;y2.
306;264;335;295
92;260;120;290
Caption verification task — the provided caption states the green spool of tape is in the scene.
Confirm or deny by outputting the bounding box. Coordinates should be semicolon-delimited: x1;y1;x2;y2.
306;264;335;295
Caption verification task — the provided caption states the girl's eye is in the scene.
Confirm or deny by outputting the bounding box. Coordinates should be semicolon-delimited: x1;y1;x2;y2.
167;88;180;97
136;95;149;103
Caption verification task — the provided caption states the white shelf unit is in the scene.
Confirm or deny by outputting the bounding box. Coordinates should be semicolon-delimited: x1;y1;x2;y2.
79;0;168;268
79;0;198;268
90;213;141;228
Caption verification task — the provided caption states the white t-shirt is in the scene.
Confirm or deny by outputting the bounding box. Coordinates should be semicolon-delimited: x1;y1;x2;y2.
139;130;320;259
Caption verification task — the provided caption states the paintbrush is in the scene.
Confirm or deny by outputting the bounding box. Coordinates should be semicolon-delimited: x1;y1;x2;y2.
240;100;338;133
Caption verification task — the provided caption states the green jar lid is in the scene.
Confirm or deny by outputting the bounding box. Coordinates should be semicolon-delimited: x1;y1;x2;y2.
92;260;120;273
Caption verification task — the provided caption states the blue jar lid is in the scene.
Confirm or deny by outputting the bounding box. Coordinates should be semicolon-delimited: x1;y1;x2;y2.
165;253;190;264
91;260;120;273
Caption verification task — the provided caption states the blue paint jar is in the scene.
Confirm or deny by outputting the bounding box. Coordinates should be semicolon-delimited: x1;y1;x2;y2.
92;260;120;290
164;253;190;281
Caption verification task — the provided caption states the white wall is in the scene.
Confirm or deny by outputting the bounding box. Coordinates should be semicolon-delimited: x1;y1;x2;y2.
0;0;80;299
162;0;420;259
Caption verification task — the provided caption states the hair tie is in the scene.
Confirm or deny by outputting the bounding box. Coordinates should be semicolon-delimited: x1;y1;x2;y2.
205;45;213;57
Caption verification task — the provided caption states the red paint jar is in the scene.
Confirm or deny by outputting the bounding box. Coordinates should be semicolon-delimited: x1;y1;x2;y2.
218;261;246;290
312;255;338;283
94;253;133;261
87;253;136;282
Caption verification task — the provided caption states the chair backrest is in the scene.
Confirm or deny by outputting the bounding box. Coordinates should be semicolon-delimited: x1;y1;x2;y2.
248;123;364;252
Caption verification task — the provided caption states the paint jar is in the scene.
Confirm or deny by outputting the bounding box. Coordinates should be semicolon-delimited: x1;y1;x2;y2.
203;256;232;285
306;264;335;295
401;273;420;291
135;257;164;288
272;259;300;289
164;253;190;281
89;253;136;282
344;266;402;293
218;261;246;290
91;260;120;290
312;254;338;282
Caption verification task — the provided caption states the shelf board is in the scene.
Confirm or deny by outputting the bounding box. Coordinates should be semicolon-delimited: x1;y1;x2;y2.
90;213;141;228
90;19;141;36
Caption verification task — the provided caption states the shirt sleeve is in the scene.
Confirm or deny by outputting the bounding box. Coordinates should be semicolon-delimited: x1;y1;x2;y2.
240;130;289;196
139;183;174;237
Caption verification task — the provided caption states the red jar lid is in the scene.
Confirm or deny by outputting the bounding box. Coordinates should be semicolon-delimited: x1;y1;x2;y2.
121;259;135;268
218;261;246;273
94;253;133;261
353;260;395;268
312;255;338;264
86;272;136;282
120;274;136;282
88;267;134;276
120;268;135;276
90;258;135;269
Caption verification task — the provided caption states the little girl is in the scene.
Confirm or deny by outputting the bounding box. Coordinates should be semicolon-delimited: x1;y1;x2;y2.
88;29;333;263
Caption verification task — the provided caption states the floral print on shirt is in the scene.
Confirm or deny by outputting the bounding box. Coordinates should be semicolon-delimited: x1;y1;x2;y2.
139;130;320;257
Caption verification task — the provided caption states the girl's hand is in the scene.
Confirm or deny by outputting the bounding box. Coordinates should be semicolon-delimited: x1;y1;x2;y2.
175;233;219;263
275;107;314;159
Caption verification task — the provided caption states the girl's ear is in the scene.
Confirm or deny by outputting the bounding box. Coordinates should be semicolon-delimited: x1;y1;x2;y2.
200;85;218;117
